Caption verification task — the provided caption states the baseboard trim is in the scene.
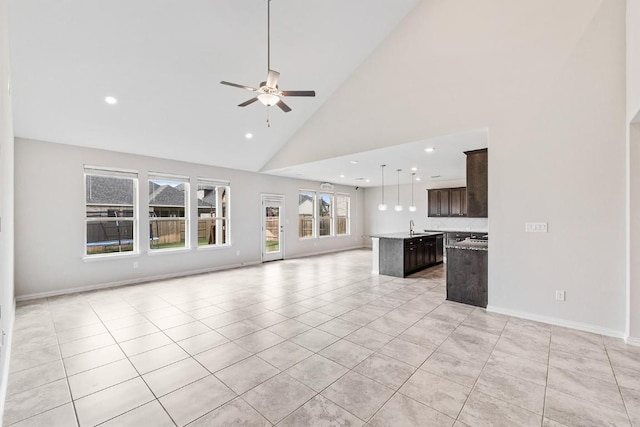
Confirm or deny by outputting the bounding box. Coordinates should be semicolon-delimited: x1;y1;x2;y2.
0;299;16;425
486;305;625;339
15;261;262;301
625;335;640;347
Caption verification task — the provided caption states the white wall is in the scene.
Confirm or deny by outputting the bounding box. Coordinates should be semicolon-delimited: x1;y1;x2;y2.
0;0;15;416
265;0;627;335
363;182;488;244
627;0;640;344
630;123;640;344
628;0;640;119
14;138;365;298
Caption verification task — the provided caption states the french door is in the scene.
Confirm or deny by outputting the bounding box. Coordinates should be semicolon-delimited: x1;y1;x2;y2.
261;194;284;262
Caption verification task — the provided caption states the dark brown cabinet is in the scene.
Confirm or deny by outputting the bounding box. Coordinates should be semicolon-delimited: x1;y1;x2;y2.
435;235;444;263
465;148;488;218
428;188;465;217
449;188;467;217
403;236;441;276
379;235;444;277
428;189;450;217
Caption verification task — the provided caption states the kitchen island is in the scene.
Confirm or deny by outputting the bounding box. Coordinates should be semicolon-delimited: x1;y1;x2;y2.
371;232;444;278
446;239;488;307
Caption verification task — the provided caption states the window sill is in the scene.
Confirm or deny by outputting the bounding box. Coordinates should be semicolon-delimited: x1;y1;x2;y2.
197;244;232;251
147;247;192;256
82;252;139;262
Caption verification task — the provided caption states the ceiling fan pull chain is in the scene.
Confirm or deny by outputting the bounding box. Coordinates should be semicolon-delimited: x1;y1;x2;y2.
267;108;271;128
267;0;271;74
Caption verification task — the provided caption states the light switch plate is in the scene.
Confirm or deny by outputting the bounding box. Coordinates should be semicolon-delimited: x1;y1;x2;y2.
525;222;548;233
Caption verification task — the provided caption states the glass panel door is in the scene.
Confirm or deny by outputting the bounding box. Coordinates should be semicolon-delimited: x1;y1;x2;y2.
262;194;284;262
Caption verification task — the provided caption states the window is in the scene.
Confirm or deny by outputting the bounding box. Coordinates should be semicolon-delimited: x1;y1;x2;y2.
149;174;189;250
197;179;230;247
318;193;333;237
335;194;350;236
298;190;315;238
85;168;137;256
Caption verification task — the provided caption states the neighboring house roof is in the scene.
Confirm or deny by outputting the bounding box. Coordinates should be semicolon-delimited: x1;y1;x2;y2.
149;183;185;207
198;189;216;208
86;175;133;205
87;177;226;208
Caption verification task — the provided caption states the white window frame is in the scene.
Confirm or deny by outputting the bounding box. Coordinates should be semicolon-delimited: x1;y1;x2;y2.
196;178;231;248
84;166;139;259
318;192;334;238
148;173;190;252
335;193;351;236
298;190;316;239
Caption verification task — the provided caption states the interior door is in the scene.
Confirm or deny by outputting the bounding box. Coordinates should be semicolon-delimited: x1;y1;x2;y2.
262;194;284;262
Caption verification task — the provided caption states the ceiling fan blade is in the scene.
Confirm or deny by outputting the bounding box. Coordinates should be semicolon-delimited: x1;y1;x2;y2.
238;97;259;107
276;100;292;113
266;70;280;88
220;81;258;92
281;90;316;97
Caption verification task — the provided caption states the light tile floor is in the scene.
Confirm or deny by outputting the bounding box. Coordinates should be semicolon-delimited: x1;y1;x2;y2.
4;249;640;426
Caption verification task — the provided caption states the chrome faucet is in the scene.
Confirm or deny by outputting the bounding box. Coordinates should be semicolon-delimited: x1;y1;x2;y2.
409;220;415;236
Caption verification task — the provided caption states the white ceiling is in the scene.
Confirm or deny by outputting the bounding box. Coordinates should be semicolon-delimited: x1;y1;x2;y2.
8;0;418;172
263;128;488;187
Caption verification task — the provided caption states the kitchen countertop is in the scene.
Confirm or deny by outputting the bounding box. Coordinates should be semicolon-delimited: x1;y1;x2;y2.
446;240;488;251
371;231;444;240
424;229;489;234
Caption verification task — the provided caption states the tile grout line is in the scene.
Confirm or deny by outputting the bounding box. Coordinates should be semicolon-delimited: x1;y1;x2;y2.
85;300;179;427
603;336;635;426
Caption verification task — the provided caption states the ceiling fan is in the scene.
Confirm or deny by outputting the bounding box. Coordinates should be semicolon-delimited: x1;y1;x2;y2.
220;0;315;113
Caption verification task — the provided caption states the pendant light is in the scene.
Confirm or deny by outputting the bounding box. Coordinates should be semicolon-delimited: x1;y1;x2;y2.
378;165;388;211
409;173;417;212
394;169;403;212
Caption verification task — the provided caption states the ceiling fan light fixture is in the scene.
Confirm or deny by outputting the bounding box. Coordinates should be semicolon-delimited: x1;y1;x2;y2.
258;93;280;106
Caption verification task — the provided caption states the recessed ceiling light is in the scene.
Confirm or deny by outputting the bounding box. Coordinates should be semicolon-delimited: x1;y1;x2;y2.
105;96;118;105
349;160;358;164
245;133;253;139
340;174;345;178
424;147;435;153
365;179;370;183
411;167;418;171
416;177;421;181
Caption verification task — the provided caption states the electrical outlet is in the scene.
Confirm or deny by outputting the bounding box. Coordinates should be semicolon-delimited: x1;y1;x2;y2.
555;290;566;301
133;262;138;269
526;222;548;233
236;250;240;256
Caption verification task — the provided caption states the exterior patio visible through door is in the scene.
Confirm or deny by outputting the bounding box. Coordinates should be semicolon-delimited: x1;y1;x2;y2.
262;194;284;262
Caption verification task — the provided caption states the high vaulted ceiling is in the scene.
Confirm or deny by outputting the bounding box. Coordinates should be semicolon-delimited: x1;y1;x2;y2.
8;0;418;172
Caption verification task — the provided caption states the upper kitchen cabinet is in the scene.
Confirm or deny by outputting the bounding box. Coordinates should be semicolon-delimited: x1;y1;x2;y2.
465;148;488;217
428;189;450;217
428;187;466;217
449;187;467;217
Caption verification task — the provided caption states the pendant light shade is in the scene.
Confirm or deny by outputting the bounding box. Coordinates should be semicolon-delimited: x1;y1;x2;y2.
409;172;417;212
394;169;403;212
378;165;388;211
